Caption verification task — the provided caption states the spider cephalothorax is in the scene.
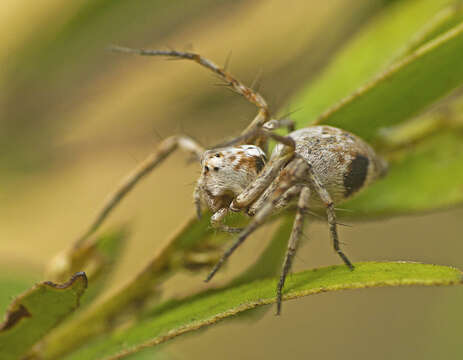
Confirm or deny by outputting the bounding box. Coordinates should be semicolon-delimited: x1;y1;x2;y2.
110;45;388;315
197;145;266;213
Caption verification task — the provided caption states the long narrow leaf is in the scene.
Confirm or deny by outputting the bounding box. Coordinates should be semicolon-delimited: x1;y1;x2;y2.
61;262;462;360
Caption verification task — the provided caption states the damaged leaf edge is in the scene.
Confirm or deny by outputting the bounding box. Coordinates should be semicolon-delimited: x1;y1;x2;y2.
0;272;87;331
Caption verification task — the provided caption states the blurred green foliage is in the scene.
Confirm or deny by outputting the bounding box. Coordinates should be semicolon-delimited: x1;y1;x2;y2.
1;0;463;359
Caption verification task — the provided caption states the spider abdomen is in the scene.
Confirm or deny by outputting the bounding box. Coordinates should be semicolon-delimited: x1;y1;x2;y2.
272;125;387;205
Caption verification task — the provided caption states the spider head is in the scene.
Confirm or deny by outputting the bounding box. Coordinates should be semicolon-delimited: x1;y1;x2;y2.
197;145;266;212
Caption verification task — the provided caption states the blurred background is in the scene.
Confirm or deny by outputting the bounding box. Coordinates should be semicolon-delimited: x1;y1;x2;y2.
0;0;462;359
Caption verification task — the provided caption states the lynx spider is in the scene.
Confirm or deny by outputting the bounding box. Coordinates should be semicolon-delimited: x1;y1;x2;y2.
110;45;388;315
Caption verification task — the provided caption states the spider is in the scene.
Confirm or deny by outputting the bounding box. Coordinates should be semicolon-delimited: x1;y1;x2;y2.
110;45;388;315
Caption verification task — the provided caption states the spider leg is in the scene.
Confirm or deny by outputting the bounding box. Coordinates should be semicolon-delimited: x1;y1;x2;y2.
306;165;354;270
204;190;283;282
205;157;309;282
110;45;270;139
274;184;303;210
248;175;303;216
276;186;310;315
230;131;296;210
74;135;204;249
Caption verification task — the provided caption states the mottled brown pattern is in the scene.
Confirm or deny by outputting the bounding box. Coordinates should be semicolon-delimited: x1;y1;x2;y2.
337;153;346;164
237;157;253;171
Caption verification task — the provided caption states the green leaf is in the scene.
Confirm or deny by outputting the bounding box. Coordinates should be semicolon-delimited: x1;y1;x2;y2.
0;272;38;316
41;214;238;359
40;216;209;360
402;3;463;55
290;0;455;130
0;272;87;360
123;347;171;360
314;21;463;141
40;212;293;359
284;2;463;215
60;262;462;360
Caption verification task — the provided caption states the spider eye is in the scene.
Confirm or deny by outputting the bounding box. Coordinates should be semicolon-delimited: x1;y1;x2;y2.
215;153;220;158
213;167;219;171
204;166;209;172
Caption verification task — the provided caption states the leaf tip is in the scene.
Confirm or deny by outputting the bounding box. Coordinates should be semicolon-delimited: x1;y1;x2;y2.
43;271;88;292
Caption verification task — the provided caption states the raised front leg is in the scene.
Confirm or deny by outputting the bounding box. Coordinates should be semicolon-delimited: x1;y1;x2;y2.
110;45;271;145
